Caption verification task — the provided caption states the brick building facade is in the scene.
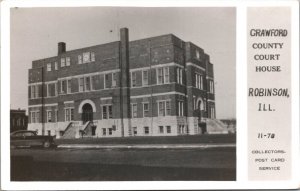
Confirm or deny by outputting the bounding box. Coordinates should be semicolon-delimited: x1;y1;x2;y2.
28;28;216;138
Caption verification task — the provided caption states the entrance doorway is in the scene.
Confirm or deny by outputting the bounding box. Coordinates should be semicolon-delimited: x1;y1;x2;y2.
82;103;93;124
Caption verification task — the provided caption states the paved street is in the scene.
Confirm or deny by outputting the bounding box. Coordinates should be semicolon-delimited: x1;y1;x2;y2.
11;146;236;181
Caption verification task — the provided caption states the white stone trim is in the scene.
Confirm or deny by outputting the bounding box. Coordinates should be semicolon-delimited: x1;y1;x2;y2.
64;101;74;104
100;97;113;101
186;62;205;71
78;99;96;113
130;91;186;99
130;62;184;73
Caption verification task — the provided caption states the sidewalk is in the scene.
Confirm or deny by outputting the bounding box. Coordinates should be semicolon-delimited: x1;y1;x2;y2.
57;143;236;149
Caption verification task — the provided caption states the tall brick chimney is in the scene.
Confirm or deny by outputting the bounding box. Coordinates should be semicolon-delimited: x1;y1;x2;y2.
119;28;130;136
58;42;66;55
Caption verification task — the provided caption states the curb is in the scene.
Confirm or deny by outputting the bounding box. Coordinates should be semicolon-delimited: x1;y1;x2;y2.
57;143;236;149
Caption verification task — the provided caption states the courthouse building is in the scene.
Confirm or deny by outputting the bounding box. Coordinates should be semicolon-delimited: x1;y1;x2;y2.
28;28;216;138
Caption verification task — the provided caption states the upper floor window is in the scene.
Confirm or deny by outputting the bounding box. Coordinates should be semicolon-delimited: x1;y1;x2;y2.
209;80;214;93
78;55;82;64
61;58;65;67
80;52;95;64
158;100;171;116
85;77;91;91
196;50;200;60
54;62;58;70
66;57;71;66
142;70;149;86
143;102;149;117
47;63;51;72
195;73;203;90
67;79;72;94
60;80;67;94
79;77;84;92
91;52;95;62
177;68;183;84
83;52;90;63
131;72;137;87
112;73;117;87
178;100;184;116
102;105;113;119
65;108;74;121
157;67;169;85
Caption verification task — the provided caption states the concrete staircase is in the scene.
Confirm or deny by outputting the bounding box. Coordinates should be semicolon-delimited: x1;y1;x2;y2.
206;119;228;134
61;122;79;139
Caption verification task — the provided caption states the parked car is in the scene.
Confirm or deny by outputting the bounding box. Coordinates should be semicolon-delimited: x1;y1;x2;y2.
10;130;56;148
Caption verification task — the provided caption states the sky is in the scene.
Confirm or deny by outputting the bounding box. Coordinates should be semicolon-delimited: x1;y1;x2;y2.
10;7;236;119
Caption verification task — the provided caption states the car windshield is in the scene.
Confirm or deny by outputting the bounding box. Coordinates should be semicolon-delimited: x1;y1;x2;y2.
12;131;35;137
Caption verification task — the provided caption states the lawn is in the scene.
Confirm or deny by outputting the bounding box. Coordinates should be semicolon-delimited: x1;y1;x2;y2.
55;134;236;145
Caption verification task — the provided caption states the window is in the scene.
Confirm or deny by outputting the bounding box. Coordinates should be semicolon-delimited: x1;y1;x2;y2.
65;109;70;121
60;80;66;94
91;52;95;62
142;70;148;86
65;108;74;121
54;62;58;70
78;55;82;64
157;68;163;84
55;109;58;122
108;128;113;135
195;73;203;90
166;126;171;133
102;106;107;119
47;84;50;97
66;57;71;66
83;52;90;63
158;101;170;116
47;110;52;122
132;103;137;118
30;85;36;99
178;101;184;116
35;85;39;98
166;101;171;115
210;81;214;93
158;101;165;116
48;130;51;136
112;73;117;87
196;50;200;59
102;128;106;136
178;125;185;134
144;126;149;134
61;58;65;67
133;127;137;136
164;67;169;83
47;63;51;71
36;111;40;123
131;72;137;87
177;68;183;84
79;78;84;92
210;106;215;119
85;77;91;91
157;67;169;85
67;79;71;94
70;108;74;121
102;105;113;119
31;112;35;123
104;74;109;89
143;103;149;117
108;105;113;119
159;126;164;134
